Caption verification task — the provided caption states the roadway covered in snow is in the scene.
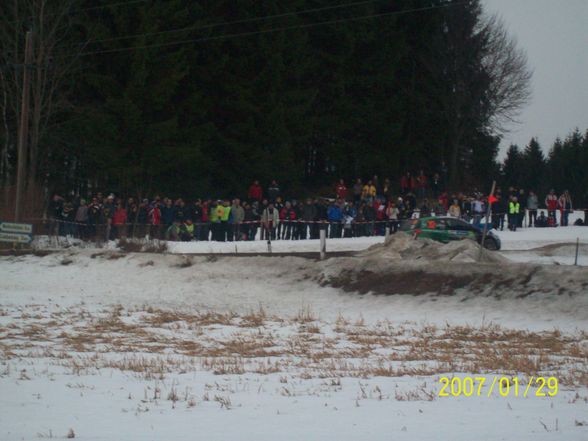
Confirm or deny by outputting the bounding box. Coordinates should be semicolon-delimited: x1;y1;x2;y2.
1;221;587;441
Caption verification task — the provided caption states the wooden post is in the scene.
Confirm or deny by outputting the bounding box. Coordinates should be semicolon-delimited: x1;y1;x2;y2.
574;237;579;266
14;31;34;223
478;180;496;261
320;228;326;260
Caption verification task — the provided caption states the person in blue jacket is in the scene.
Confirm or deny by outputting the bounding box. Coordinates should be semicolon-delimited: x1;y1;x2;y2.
327;200;343;238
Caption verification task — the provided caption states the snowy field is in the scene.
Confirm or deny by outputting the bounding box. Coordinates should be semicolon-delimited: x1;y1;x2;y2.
1;218;588;440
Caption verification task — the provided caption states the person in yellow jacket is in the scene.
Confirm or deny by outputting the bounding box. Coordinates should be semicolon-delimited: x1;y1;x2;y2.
508;196;520;231
361;180;377;203
218;200;231;241
209;200;220;241
179;219;195;241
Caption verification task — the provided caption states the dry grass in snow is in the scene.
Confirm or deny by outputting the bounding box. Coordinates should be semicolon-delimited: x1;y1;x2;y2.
0;304;587;387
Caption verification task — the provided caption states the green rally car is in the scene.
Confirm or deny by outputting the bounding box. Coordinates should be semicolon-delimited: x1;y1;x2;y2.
400;216;501;250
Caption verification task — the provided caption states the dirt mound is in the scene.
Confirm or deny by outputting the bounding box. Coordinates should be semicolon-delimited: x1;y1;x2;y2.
319;233;588;298
358;232;507;264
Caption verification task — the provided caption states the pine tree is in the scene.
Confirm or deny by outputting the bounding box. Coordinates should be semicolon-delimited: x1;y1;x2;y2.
502;145;523;188
521;138;546;195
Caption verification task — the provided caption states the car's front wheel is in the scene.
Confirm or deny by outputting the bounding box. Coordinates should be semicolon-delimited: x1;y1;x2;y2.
482;236;499;250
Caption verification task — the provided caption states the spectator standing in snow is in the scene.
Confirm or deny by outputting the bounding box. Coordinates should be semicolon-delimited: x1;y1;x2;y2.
472;195;484;227
231;199;245;241
517;189;526;227
161;198;174;230
419;199;431;218
112;202;127;239
335;179;348;200
545;189;558;226
262;203;279;240
361;180;376;204
87;197;102;240
48;194;64;234
558;190;573;226
415;170;428;201
343;202;357;237
267;180;281;203
327;200;343;238
386;200;400;233
430;173;442;199
74;199;89;239
433;199;446;217
526;191;539;227
149;201;162;239
400;172;415;195
352;178;363;205
508;196;520;231
280;201;296;240
448;199;461;218
492;194;506;231
102;194;115;241
382;178;392;203
248;180;263;203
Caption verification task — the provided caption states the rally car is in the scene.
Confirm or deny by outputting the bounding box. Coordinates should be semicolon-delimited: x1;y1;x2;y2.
400;216;501;250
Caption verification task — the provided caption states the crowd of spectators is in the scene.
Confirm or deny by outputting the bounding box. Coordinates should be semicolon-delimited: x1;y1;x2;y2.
45;173;583;242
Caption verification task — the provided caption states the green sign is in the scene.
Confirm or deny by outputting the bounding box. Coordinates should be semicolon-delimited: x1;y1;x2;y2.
0;232;32;244
0;221;33;244
0;222;33;234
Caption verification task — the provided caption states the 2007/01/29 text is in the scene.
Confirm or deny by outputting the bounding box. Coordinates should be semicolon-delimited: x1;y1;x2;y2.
438;376;558;397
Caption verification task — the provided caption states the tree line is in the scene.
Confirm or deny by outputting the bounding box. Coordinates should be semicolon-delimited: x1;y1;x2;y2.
0;0;543;213
501;129;588;206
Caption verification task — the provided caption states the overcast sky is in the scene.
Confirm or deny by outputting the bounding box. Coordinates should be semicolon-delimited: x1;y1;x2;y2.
482;0;588;158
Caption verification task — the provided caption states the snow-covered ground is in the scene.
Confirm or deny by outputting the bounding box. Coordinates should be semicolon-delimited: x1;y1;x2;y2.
1;221;588;440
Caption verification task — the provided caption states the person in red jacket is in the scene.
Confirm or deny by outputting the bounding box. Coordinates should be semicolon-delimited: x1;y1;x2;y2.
149;203;161;239
248;180;263;202
545;189;558;226
112;203;127;239
279;201;297;239
415;169;428;201
400;172;415;195
335;179;348;200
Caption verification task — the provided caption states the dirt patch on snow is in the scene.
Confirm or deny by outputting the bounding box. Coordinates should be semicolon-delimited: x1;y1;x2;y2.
320;233;588;298
532;242;588;256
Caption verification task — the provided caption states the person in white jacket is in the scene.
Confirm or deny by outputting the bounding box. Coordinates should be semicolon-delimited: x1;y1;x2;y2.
262;203;280;240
